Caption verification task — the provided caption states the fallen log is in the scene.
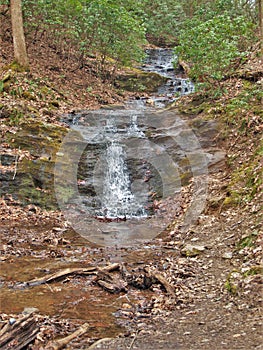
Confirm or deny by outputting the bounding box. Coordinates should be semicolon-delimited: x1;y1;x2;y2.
46;322;90;350
96;264;127;293
0;314;39;350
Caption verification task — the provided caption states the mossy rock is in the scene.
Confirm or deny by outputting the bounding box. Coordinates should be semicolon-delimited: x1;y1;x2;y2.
7;121;67;158
3;121;70;209
0;167;58;209
115;71;167;93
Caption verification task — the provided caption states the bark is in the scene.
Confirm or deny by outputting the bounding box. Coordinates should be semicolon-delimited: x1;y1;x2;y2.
259;0;263;57
46;323;90;350
10;0;29;68
0;314;38;350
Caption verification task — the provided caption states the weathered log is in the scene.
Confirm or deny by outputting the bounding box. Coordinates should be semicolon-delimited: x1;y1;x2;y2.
0;314;39;350
46;322;90;350
96;265;127;293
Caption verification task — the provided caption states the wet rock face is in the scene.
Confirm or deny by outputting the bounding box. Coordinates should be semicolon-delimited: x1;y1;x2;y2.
0;108;225;211
59;106;225;222
1;122;67;209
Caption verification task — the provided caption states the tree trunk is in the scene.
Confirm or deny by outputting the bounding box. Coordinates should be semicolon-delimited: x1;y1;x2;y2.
10;0;29;69
259;0;263;57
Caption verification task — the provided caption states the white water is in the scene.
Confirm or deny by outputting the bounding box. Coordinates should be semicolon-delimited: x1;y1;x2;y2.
127;115;145;138
100;141;146;219
93;114;147;219
142;48;195;98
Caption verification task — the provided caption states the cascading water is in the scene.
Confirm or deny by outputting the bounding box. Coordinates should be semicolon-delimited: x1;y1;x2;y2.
141;48;194;106
99;140;146;219
127;115;145;138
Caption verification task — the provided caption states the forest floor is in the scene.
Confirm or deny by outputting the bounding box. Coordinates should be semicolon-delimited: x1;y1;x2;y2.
0;39;262;350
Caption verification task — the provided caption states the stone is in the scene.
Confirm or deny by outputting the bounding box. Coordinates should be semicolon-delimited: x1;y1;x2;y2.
222;252;233;259
181;244;206;257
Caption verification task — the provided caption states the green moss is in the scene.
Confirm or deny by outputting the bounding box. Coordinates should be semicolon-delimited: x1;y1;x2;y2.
223;191;242;206
236;231;258;250
40;86;50;96
14;158;59;209
225;142;263;206
55;185;75;204
7;121;67;157
22;91;36;100
3;122;69;209
225;270;241;295
243;266;263;277
225;279;238;294
6;61;29;72
178;101;211;115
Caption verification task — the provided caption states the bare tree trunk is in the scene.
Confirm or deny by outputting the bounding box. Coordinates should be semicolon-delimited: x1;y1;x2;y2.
10;0;29;69
259;0;263;57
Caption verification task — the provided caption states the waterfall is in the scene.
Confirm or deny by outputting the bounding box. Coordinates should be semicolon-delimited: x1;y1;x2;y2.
127;115;145;138
99;141;146;219
142;48;194;98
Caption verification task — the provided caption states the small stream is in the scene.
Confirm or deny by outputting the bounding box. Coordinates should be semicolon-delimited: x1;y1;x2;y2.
142;48;194;105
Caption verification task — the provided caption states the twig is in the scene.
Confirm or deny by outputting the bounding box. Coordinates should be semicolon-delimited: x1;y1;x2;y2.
12;149;20;180
129;330;139;350
87;337;112;349
14;266;97;288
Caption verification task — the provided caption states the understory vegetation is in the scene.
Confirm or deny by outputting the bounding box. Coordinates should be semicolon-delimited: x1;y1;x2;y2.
1;0;261;79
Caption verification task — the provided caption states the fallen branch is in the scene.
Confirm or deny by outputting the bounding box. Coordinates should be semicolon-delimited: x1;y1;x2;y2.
46;322;90;350
14;263;120;289
96;264;126;293
0;314;39;350
100;263;120;273
129;330;139;349
87;337;112;349
12;148;20;180
145;267;175;296
14;266;97;288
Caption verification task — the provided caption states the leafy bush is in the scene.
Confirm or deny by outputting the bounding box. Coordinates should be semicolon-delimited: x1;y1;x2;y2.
23;0;146;73
175;13;256;85
82;0;146;67
143;0;185;45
